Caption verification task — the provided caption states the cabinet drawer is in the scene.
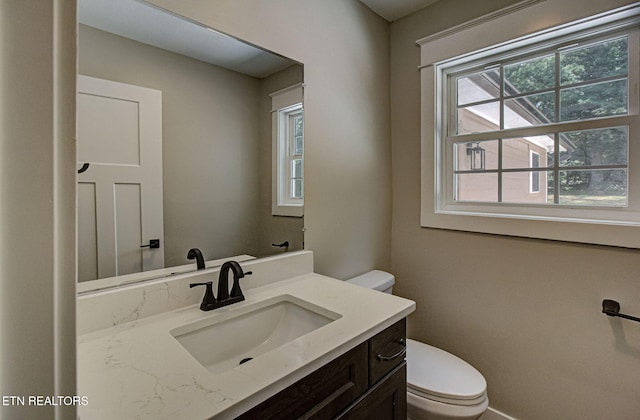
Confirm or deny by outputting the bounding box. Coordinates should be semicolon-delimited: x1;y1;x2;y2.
236;342;368;420
368;319;406;386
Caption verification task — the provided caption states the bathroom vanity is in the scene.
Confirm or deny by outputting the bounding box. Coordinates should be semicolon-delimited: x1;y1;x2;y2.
238;318;407;419
77;251;415;419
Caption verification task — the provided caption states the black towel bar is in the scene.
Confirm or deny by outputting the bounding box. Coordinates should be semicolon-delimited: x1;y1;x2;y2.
602;299;640;323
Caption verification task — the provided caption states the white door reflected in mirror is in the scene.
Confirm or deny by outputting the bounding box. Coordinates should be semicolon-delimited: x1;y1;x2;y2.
77;75;165;281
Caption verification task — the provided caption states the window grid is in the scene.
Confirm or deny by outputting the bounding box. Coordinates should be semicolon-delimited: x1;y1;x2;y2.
449;30;633;208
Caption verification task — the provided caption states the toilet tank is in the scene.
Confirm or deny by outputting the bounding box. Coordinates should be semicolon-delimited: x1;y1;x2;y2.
346;270;395;294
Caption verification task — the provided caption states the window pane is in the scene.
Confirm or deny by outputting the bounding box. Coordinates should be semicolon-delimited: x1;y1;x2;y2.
291;179;303;199
558;169;627;206
455;140;499;171
293;115;304;155
457;69;500;106
455;173;498;202
502;171;549;203
294;135;303;155
554;126;628;167
559;79;628;121
502;136;553;169
504;54;555;96
504;92;555;128
292;158;303;178
457;102;500;134
294;114;303;135
560;37;628;85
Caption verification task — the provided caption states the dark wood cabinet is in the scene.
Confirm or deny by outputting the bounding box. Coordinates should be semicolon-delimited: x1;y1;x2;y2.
237;342;368;420
337;363;407;420
236;318;407;420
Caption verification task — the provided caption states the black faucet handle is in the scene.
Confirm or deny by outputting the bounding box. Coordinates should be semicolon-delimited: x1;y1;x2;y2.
190;281;216;311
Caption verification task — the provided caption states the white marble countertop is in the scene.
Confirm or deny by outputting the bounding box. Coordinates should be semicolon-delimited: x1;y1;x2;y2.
77;273;415;419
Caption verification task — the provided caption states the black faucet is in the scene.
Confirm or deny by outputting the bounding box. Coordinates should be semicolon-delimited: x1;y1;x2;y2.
218;261;250;302
190;261;252;311
187;248;205;270
189;281;217;311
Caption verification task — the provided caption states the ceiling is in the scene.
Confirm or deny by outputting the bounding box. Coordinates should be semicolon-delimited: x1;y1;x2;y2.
78;0;439;77
359;0;442;22
77;0;295;78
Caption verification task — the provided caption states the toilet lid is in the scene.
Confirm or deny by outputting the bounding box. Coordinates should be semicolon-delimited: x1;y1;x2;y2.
346;270;395;291
406;339;487;403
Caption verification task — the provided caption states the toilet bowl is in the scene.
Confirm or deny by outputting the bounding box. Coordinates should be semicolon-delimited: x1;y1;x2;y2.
346;270;488;420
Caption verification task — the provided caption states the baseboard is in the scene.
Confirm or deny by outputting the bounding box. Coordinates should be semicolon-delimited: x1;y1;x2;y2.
479;407;518;420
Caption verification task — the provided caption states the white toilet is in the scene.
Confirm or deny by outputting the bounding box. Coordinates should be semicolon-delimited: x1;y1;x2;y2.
347;270;488;420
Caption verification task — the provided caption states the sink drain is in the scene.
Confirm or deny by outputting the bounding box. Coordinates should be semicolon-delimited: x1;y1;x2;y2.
239;357;253;365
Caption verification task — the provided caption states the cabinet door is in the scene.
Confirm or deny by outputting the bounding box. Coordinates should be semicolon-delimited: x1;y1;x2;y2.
337;362;407;420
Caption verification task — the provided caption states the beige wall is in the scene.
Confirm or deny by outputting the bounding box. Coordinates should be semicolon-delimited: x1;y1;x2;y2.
391;0;640;418
78;25;303;269
147;0;392;279
0;1;77;419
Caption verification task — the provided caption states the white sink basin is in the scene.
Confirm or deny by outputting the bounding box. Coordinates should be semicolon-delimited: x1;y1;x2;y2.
170;295;341;374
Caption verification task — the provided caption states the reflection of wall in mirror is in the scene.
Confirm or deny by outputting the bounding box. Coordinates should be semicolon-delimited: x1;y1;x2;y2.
78;24;303;276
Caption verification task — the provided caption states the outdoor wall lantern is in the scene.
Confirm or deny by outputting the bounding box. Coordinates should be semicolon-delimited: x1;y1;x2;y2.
466;142;486;170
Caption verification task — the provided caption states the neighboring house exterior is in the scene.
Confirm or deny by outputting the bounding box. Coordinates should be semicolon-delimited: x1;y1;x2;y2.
455;79;551;204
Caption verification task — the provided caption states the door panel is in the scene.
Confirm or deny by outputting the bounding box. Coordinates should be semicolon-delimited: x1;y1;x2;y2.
77;93;141;165
114;183;143;276
78;182;98;281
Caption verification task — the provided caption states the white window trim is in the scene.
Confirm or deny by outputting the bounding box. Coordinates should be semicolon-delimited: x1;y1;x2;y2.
419;0;640;248
271;83;304;217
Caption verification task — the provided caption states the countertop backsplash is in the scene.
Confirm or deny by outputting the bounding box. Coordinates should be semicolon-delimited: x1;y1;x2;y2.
77;251;314;335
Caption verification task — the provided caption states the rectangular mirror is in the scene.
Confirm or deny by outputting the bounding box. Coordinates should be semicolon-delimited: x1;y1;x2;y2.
77;0;304;293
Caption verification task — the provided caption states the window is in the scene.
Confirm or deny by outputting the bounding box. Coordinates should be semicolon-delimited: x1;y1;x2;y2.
419;1;640;248
450;32;633;207
271;84;304;217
